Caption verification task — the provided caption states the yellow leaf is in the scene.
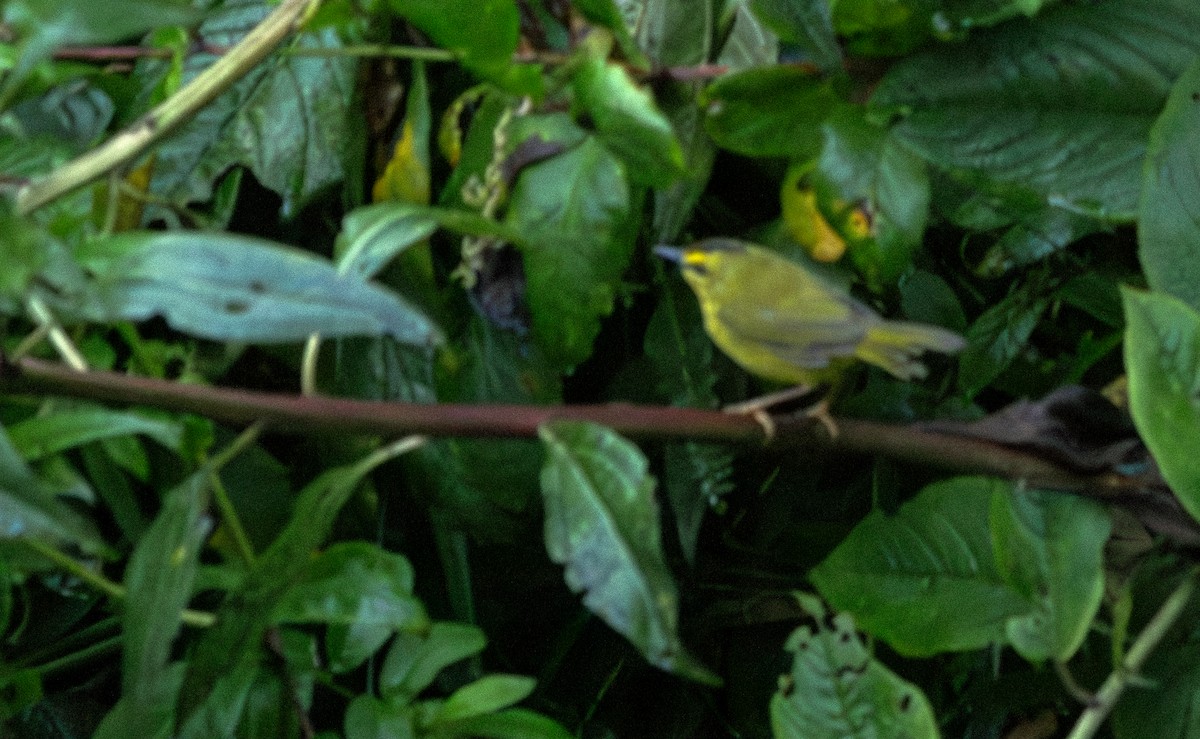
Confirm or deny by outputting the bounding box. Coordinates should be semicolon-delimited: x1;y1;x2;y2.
372;121;431;204
781;165;846;263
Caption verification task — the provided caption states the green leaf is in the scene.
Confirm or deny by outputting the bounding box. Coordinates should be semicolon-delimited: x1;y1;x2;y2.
176;659;260;739
899;270;967;332
381;622;487;699
770;593;939;739
812;476;1106;659
574;0;650;69
831;0;936;55
977;206;1100;277
114;471;211;735
270;543;424;673
811;477;1024;656
507;130;634;371
335;202;520;280
386;0;540;94
648;82;718;242
271;541;425;627
716;2;780;72
991;489;1109;661
1139;57;1200;313
77;231;443;346
0;204;97;319
8;408;183;462
180;449;419;723
443;708;574;739
815;108;930;288
938;0;1059;30
431;674;535;725
633;0;712;66
145;0;356;211
345;695;415;739
873;0;1200;219
702;65;841;159
0;424;107;554
748;0;840;70
1;0;196;102
538;421;720;685
571;55;685;188
1123;288;1200;519
958;280;1051;397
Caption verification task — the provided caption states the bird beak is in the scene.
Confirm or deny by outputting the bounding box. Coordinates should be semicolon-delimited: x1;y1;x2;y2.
653;245;684;263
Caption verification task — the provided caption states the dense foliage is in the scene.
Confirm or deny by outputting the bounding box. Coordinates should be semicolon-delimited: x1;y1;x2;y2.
2;0;1200;736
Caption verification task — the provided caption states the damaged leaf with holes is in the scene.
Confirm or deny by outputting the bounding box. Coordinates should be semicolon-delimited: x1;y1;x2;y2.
771;593;938;738
76;231;444;346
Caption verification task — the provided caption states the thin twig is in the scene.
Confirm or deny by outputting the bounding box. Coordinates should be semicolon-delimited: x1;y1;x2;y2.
1067;568;1199;738
1;353;1192;544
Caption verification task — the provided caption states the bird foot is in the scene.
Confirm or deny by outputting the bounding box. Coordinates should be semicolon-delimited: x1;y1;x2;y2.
723;385;824;442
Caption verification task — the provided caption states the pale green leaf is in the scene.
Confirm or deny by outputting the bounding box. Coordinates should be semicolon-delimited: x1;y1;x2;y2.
1139;57;1200;313
78;231;443;346
538;421;720;684
1123;288;1200;519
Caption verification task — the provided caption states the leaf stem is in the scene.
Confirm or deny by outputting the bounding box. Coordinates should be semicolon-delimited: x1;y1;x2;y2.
287;44;457;61
1066;567;1199;739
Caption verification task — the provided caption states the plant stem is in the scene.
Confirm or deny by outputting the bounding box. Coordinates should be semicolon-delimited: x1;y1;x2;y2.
22;538;217;628
206;424;264;566
1067;568;1199;739
15;0;318;215
287;44;457;61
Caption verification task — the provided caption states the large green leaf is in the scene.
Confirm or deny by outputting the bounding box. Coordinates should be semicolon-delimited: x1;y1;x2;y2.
538;421;720;685
771;593;939;738
507;127;634;371
145;0;355;212
1123;288;1200;520
1139;58;1200;313
811;476;1108;660
873;0;1200;219
571;54;685;188
77;231;443;346
272;542;426;673
701;65;841;159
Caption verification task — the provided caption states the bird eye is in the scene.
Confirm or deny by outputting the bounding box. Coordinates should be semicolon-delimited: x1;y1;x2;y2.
682;262;708;276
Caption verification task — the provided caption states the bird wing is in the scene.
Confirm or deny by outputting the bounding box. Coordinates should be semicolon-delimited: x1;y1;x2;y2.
715;302;869;369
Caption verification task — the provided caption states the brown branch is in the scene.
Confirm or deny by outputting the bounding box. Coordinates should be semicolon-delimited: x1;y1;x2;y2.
3;354;1197;546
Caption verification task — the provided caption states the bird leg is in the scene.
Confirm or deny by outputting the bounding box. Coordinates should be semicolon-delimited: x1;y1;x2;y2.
723;384;840;441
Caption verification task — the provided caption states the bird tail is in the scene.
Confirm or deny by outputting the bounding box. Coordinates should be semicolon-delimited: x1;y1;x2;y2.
856;321;966;381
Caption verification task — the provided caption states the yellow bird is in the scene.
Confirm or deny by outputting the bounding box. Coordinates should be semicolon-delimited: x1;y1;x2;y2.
655;238;965;399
